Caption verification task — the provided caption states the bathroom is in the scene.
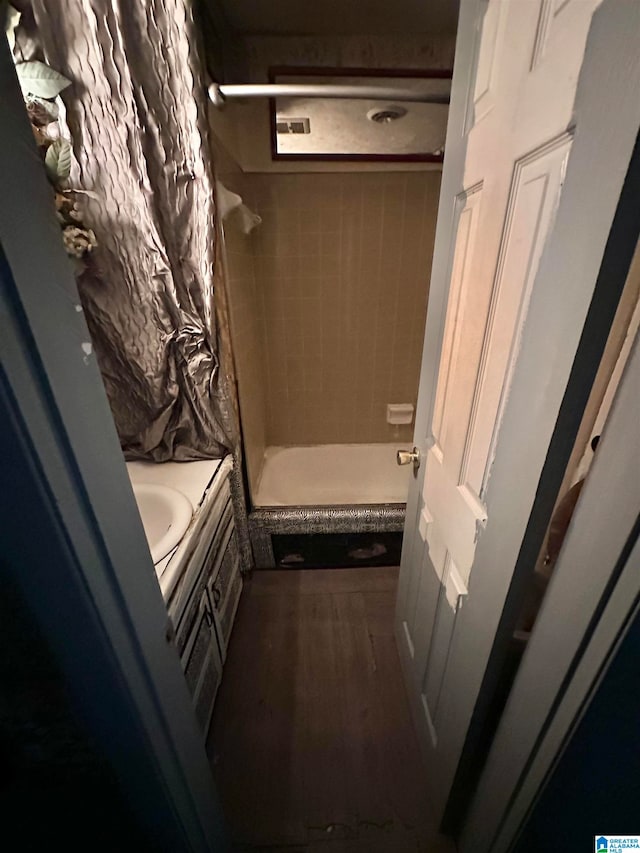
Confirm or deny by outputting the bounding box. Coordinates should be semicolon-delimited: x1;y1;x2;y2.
4;0;640;850
4;0;453;844
206;7;453;569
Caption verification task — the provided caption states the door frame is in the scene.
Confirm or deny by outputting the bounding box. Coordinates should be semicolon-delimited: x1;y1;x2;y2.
462;331;640;851
396;0;640;834
0;35;227;852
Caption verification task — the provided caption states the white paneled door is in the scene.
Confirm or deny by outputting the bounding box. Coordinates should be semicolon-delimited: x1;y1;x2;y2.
396;0;604;823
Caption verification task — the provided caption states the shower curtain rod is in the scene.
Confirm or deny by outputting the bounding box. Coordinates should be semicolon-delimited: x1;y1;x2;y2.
208;82;450;108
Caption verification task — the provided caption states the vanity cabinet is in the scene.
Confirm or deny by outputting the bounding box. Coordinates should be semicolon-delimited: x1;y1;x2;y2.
207;519;242;661
168;456;242;735
181;589;223;732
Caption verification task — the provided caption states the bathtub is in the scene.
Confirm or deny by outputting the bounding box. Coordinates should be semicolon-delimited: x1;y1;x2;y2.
248;443;412;568
253;443;412;506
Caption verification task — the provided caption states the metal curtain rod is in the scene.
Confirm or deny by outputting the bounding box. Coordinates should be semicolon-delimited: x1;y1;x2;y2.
208;82;450;108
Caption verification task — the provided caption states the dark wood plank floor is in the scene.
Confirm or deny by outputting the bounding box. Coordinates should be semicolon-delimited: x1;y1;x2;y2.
208;568;454;853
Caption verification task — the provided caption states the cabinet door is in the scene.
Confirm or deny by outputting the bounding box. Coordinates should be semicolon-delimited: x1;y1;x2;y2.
173;501;234;656
208;524;242;660
182;589;223;734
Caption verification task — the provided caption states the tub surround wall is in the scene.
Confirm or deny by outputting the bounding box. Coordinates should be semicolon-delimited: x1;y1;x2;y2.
249;171;440;446
222;213;267;490
209;32;443;497
212;138;268;498
211;160;440;474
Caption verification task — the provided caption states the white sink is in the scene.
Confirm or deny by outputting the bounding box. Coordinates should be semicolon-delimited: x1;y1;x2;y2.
132;482;193;564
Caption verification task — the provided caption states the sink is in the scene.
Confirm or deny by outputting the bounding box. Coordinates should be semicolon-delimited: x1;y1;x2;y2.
132;482;193;564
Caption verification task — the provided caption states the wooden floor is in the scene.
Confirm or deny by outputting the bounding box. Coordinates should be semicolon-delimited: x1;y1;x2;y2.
208;568;454;853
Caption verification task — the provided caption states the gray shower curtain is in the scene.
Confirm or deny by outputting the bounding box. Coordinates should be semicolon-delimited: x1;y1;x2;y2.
28;0;235;460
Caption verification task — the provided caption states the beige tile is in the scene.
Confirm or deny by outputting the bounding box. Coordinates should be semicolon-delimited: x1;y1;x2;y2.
223;170;439;449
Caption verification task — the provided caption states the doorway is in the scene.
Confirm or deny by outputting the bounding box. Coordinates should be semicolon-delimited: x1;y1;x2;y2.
3;4;637;844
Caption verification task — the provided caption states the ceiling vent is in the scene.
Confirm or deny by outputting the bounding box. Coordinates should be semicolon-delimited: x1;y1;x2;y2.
276;116;311;134
366;105;408;123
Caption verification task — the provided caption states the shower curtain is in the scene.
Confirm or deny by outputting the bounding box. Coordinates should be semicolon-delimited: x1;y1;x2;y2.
26;0;235;460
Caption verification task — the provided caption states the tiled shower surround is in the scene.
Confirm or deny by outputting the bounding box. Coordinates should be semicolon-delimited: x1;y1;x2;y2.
215;147;268;497
220;167;440;497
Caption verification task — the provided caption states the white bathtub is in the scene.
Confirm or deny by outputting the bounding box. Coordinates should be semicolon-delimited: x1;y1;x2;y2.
253;443;413;507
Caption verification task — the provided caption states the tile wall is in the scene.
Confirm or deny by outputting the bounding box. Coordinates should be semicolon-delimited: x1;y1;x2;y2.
244;171;440;445
214;142;267;495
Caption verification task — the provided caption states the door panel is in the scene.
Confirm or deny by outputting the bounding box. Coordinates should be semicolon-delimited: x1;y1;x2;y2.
405;522;446;695
468;133;573;499
422;566;456;719
431;183;484;470
472;0;509;125
396;0;605;823
422;132;574;609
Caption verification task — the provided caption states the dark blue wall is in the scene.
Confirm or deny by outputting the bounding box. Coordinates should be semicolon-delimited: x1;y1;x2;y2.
515;598;640;851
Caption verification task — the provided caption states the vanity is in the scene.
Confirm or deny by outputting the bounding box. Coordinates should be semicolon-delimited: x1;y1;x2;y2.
127;456;242;734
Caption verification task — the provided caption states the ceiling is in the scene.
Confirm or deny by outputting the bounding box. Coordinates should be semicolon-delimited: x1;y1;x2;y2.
274;74;450;157
216;0;459;36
